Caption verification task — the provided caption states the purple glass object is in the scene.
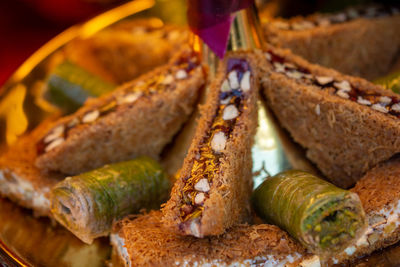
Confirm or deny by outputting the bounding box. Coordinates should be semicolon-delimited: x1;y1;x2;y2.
187;0;254;58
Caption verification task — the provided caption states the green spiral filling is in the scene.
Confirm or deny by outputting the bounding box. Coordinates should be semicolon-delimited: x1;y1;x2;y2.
252;170;366;255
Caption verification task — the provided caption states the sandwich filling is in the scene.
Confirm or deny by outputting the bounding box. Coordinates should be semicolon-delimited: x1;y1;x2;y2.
264;51;400;118
179;58;252;232
271;5;400;31
37;51;201;155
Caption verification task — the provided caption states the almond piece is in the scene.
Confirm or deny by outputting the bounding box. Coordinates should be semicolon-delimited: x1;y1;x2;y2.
273;62;285;73
371;104;388;113
336;90;350;99
357;97;371;106
240;71;251;92
82;110;100;123
315;104;320;116
228;71;239;90
391;103;400;112
190;220;201;237
162;74;174;85
194;193;206;205
334;80;351;92
286;70;303;79
120;92;142;104
45;137;64;152
379;96;392;104
44;125;65;143
223;105;239;120
176;70;188;80
265;52;272;61
315;76;334;85
211;132;227;152
194;178;210;192
221;79;231;92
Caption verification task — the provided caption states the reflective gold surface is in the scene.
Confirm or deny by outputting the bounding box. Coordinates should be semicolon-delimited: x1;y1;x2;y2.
1;1;400;266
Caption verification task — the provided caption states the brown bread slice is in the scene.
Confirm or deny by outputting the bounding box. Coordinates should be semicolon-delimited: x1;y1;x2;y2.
0;121;63;217
262;5;400;80
258;46;400;188
161;52;259;237
35;48;205;175
111;211;311;267
65;19;188;84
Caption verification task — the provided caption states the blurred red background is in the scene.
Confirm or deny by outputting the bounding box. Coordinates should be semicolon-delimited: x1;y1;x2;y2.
0;0;127;86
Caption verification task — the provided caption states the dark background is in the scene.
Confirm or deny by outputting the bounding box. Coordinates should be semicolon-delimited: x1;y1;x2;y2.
0;0;397;86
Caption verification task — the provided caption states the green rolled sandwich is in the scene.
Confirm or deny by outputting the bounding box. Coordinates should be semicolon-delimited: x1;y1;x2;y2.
46;61;115;113
374;71;400;94
50;156;170;244
252;170;366;256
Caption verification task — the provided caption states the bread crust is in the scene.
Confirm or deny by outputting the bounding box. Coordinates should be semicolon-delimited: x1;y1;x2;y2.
258;46;400;188
36;49;204;175
162;52;259;237
263;11;400;80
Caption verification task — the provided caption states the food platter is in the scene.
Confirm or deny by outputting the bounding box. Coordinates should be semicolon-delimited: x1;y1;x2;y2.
1;1;400;266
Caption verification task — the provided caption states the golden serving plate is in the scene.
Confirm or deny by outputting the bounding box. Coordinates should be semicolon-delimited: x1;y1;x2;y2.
1;1;400;266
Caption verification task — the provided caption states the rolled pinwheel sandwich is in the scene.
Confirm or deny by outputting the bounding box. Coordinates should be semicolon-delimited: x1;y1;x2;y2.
262;5;400;80
35;47;205;175
258;45;400;188
252;170;366;257
111;210;314;267
50;157;170;244
162;52;259;237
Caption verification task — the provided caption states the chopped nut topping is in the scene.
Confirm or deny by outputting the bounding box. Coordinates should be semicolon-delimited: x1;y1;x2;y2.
190;220;201;237
264;52;272;61
228;71;240;89
67;118;79;128
273;62;285;73
334;80;351;92
176;70;188;80
392;103;400;112
286;70;303;79
240;71;251;91
357;97;371;106
194;178;211;192
379;96;392;104
211;131;227;152
44;125;65;143
120;92;142;104
316;76;334;85
223;105;239;120
221;79;231;92
45;137;65;152
336;90;350;99
315;104;321;115
162;74;174;85
194;193;206;205
82;110;100;123
372;104;388;113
